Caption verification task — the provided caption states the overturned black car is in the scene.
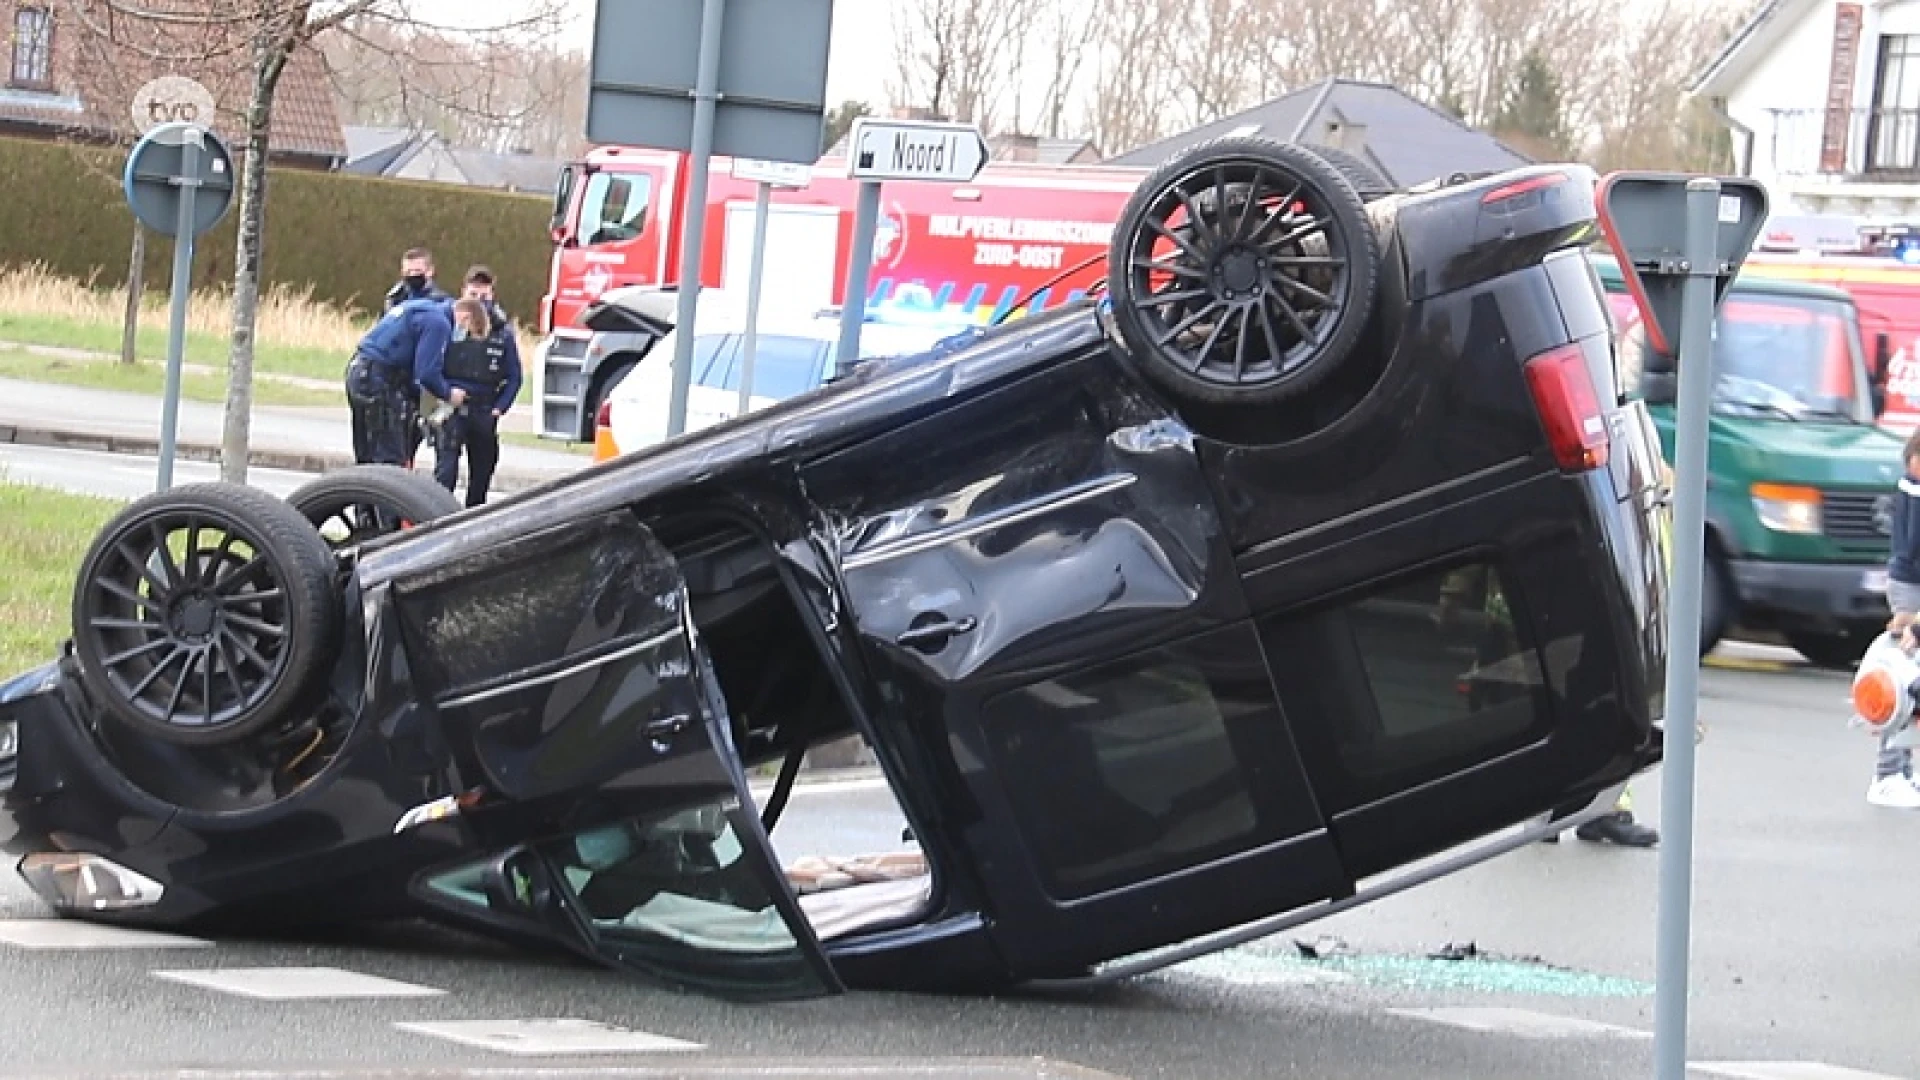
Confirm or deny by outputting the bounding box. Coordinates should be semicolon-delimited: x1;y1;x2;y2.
0;137;1670;1001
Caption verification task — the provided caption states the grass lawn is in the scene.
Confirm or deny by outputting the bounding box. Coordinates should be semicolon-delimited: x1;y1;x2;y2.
0;350;340;408
0;312;349;383
0;479;122;675
499;431;595;457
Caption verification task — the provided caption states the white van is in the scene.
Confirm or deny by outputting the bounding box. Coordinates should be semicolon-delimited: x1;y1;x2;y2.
600;291;968;458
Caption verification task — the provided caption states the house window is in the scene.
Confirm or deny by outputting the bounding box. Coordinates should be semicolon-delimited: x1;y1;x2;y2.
1870;34;1920;172
10;6;51;89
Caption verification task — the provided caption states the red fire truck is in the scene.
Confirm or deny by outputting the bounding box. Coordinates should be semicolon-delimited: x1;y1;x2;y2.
531;145;1149;441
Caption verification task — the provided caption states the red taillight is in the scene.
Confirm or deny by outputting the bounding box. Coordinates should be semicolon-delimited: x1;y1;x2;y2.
1524;343;1609;472
596;398;613;429
1482;171;1569;207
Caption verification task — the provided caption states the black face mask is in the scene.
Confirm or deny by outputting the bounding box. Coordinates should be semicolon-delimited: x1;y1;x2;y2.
404;273;429;293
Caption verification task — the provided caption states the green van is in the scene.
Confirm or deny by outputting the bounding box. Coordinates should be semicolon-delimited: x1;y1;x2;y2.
1591;252;1904;667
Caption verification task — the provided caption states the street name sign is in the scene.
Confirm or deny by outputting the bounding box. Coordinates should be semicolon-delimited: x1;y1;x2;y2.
847;118;988;184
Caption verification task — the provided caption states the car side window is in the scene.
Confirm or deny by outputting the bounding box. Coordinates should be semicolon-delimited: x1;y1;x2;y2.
690;335;734;388
721;336;828;398
1255;558;1552;814
578;172;654;248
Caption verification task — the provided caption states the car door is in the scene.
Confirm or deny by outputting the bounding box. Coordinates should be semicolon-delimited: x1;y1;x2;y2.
796;342;1350;976
374;509;839;1002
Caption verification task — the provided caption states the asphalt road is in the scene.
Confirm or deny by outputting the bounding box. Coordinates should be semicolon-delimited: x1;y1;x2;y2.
0;440;320;500
0;655;1912;1079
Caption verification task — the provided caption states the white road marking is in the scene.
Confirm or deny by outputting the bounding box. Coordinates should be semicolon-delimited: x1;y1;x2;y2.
1388;1006;1651;1039
1690;1064;1913;1080
0;919;212;949
150;965;447;1000
395;1017;705;1055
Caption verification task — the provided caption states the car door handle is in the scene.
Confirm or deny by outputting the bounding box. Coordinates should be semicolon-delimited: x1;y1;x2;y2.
897;614;978;652
644;713;692;749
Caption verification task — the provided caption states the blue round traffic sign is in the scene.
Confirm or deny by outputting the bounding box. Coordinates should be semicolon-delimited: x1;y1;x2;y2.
123;122;236;238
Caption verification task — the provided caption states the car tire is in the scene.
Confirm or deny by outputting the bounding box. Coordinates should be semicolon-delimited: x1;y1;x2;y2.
1106;136;1381;410
1298;143;1395;202
1700;550;1731;658
287;464;464;549
1786;627;1877;671
70;483;343;749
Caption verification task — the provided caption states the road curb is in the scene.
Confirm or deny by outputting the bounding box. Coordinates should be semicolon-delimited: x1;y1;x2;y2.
0;424;571;495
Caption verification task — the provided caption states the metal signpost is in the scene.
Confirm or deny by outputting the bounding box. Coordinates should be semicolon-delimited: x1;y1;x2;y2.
1596;172;1767;1080
730;157;813;416
122;121;235;492
836;117;989;372
585;0;834;438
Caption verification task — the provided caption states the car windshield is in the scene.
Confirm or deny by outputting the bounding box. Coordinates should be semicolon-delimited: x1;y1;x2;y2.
1616;291;1872;424
1709;296;1871;423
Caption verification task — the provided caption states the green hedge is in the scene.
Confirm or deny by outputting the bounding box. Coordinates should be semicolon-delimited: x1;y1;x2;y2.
0;134;554;322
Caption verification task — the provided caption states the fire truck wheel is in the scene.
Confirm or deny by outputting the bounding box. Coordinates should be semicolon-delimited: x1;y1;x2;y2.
1106;136;1380;411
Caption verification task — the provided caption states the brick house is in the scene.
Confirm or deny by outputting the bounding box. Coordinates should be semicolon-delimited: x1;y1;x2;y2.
0;1;345;169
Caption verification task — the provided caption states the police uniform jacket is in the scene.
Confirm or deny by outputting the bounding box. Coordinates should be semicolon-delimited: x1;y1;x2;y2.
439;301;524;412
356;297;457;399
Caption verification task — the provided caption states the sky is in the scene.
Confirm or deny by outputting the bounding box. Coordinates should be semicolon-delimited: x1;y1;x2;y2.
402;0;900;109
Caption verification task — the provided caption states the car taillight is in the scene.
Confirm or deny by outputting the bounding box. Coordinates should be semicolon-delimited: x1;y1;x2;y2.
1482;170;1570;210
1524;343;1609;472
592;397;619;462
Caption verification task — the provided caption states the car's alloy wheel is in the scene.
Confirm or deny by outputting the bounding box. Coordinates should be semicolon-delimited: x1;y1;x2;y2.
286;464;464;550
1106;136;1381;409
70;483;342;748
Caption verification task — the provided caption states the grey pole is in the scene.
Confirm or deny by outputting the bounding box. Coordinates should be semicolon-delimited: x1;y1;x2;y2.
738;180;771;417
1652;176;1722;1080
835;180;882;376
666;0;726;439
156;135;201;492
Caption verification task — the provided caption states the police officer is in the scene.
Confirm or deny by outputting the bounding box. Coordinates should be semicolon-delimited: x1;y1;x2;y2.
346;295;485;466
384;247;450;312
430;266;523;507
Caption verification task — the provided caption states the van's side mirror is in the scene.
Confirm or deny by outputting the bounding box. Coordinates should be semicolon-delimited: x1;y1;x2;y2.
1874;332;1893;418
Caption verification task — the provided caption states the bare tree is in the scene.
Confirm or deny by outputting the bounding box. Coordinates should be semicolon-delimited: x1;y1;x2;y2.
88;2;566;483
1081;0;1182;157
888;0;1020;129
1036;0;1100;139
58;2;248;364
321;17;587;158
1589;0;1745;171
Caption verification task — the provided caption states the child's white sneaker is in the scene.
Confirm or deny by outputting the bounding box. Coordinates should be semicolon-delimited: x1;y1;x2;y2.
1867;774;1920;809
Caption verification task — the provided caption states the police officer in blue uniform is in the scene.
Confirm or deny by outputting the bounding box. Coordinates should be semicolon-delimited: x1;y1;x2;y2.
384;247;450;312
429;266;523;506
346;295;485;466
